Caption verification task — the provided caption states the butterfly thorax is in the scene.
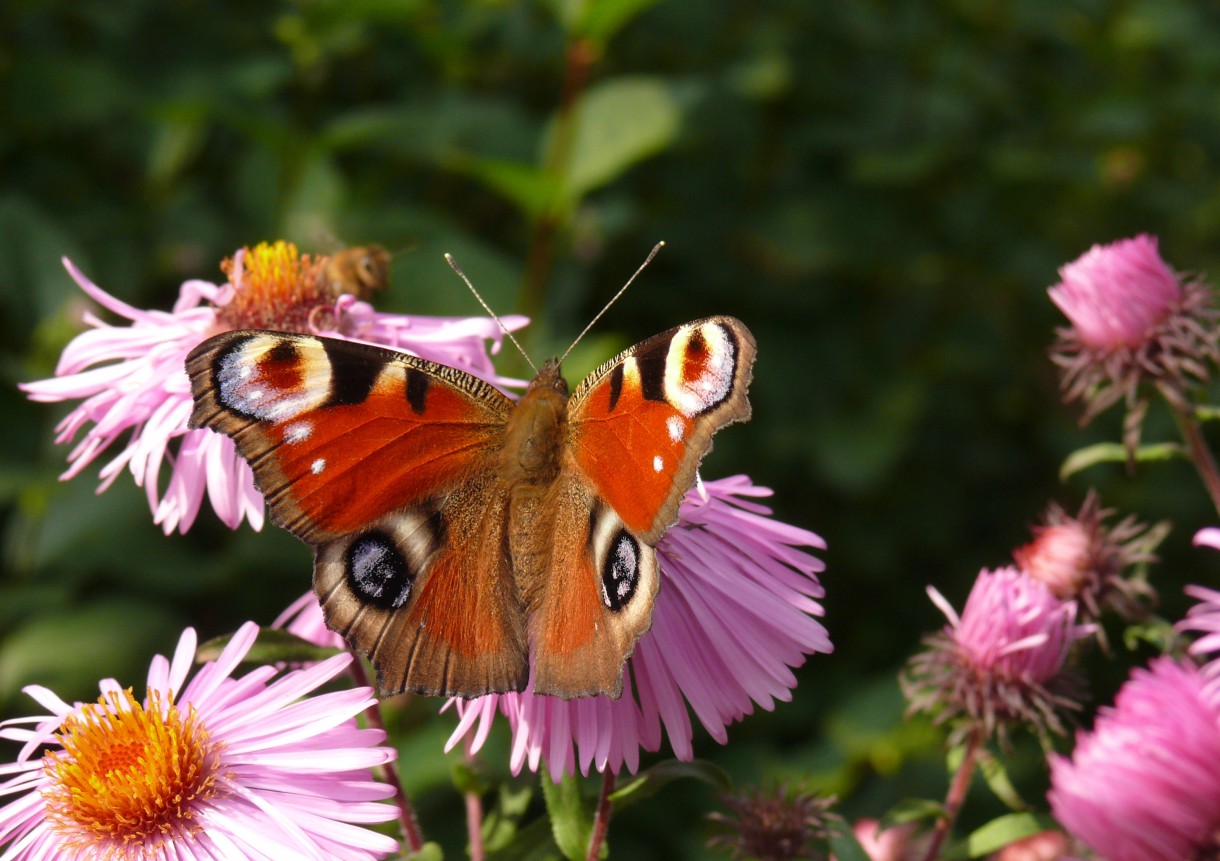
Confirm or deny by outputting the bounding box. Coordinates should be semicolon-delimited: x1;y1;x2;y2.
500;358;570;488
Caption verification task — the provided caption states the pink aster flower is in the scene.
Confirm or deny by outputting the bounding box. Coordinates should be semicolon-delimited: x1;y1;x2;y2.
0;622;400;860
442;475;830;781
1012;491;1162;626
1048;235;1220;440
904;567;1092;743
22;242;525;534
1048;658;1220;861
1050;234;1182;351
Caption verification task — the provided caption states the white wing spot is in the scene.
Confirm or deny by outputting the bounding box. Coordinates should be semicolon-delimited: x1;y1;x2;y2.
311;458;326;475
666;415;685;443
284;421;313;444
653;455;664;472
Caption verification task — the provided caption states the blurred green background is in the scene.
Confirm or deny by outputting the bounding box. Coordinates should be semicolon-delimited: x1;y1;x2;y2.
4;1;1220;857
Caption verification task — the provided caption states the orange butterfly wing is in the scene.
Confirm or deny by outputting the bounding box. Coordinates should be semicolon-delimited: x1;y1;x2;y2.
186;331;528;696
527;317;756;697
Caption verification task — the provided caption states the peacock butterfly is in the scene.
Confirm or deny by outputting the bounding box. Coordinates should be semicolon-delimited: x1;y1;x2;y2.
185;313;755;699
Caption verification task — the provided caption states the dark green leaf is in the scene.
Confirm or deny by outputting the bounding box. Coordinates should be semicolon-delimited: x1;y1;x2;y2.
195;628;343;666
880;798;945;830
609;759;731;809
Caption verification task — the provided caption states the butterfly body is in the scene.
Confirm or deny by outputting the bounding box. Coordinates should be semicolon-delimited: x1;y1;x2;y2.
187;316;755;699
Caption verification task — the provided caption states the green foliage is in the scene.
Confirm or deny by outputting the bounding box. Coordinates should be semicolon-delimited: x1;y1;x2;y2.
6;0;1220;857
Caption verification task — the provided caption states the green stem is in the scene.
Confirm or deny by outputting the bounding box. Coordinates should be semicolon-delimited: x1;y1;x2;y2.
347;658;424;853
585;770;616;861
921;729;983;861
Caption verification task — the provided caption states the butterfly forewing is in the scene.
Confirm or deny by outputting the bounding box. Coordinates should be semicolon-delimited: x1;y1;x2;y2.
568;316;755;543
186;331;513;543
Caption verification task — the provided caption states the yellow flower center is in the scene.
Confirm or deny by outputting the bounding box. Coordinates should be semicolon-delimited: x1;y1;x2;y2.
216;240;337;332
42;688;222;853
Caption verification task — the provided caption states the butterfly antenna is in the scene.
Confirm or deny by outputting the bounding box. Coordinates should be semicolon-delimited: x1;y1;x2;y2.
445;253;538;375
559;241;665;366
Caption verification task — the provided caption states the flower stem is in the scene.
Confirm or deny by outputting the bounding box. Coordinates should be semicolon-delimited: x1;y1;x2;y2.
466;777;486;861
1161;382;1220;517
347;658;424;853
921;729;982;861
585;769;616;861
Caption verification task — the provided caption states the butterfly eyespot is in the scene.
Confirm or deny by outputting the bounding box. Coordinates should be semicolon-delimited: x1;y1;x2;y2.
345;532;416;610
601;530;640;612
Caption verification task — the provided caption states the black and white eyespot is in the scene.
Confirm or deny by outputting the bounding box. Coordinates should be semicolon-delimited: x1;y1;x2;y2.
344;531;415;610
325;507;447;613
214;336;332;422
662;321;738;417
588;506;656;613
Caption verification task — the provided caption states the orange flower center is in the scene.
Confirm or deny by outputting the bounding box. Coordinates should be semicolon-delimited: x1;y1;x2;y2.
42;688;222;852
216;240;337;332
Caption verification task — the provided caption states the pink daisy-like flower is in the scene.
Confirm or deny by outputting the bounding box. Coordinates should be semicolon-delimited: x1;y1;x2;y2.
0;622;400;859
1012;491;1162;626
22;242;524;534
1178;530;1220;681
440;475;831;781
1048;658;1220;861
1048;234;1220;440
903;567;1092;743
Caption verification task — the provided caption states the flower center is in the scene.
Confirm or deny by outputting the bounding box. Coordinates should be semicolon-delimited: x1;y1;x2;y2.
216;240;340;332
42;688;222;851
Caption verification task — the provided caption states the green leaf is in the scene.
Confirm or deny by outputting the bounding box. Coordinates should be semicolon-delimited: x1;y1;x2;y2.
1059;441;1186;481
399;842;445;861
547;76;681;208
1196;404;1220;422
562;0;664;42
541;772;593;861
964;813;1056;857
458;157;560;220
879;798;945;831
609;759;731;809
974;749;1027;811
485;817;559;861
483;783;536;853
195;628;343;666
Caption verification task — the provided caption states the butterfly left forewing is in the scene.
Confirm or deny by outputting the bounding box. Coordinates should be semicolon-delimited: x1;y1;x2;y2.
567;316;756;543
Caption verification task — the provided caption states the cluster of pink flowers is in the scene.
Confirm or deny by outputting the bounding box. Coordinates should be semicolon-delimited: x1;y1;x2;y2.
9;243;836;857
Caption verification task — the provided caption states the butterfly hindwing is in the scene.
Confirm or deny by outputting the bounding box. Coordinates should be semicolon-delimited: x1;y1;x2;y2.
568;316;755;543
521;470;660;698
313;472;528;697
